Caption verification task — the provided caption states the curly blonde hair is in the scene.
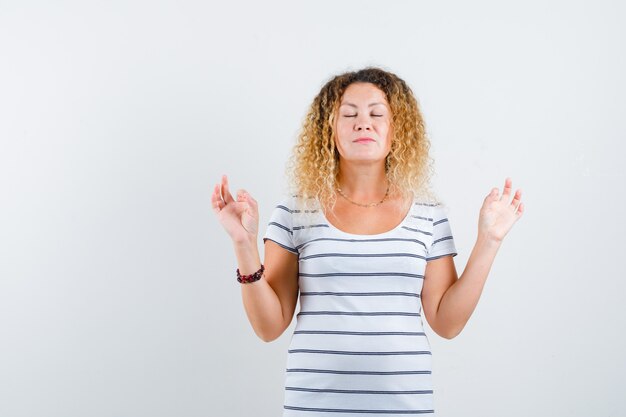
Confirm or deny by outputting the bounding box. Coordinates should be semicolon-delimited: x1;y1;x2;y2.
286;66;438;218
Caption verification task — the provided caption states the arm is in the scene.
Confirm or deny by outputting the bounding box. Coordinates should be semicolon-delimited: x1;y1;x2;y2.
421;178;524;339
235;240;299;343
212;175;299;343
422;238;500;339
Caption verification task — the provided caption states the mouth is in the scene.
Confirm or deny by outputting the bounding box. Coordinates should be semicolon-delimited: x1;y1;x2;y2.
353;137;375;143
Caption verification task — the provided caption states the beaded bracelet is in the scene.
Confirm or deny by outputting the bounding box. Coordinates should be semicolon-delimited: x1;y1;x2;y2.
237;264;264;284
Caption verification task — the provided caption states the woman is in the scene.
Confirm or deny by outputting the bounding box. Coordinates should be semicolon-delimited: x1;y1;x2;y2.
211;67;523;415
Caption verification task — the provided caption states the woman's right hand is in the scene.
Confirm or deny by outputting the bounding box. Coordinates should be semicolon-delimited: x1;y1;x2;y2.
211;175;259;245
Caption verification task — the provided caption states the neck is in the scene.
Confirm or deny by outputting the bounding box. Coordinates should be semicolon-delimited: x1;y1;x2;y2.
336;159;388;201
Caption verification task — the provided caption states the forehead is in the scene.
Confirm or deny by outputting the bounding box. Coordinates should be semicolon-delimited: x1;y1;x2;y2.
340;82;388;105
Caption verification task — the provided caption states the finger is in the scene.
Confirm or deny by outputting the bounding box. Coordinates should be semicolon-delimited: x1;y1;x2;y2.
221;175;235;204
211;184;220;204
236;189;247;202
240;189;258;212
485;187;499;202
510;189;522;211
212;183;223;201
237;190;259;220
212;184;225;212
500;177;512;200
515;202;525;218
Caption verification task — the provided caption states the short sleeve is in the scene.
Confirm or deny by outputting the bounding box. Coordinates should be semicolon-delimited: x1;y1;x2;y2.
426;205;458;261
262;197;299;255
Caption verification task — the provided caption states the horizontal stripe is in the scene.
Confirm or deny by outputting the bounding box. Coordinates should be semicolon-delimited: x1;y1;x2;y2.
277;204;292;213
298;311;421;317
410;215;433;221
300;291;420;298
432;235;453;244
293;224;330;230
284;405;434;414
400;226;432;235
286;386;433;395
296;237;427;251
299;272;424;279
300;252;426;261
426;253;457;261
433;218;448;226
277;204;320;214
263;238;298;254
294;330;426;336
286;368;432;375
268;221;292;234
288;349;432;356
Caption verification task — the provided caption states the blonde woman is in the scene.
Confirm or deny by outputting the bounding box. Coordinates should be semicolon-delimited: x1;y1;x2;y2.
211;67;524;415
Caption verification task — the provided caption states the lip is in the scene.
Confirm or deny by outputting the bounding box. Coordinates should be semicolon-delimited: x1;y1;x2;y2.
353;137;375;143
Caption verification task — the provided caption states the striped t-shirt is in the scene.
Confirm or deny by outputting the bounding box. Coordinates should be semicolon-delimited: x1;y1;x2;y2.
262;195;457;416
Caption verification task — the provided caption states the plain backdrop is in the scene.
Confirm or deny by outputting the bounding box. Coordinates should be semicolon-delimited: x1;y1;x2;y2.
1;1;625;416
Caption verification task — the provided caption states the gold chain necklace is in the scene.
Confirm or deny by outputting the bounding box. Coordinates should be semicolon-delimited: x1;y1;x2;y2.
336;183;390;208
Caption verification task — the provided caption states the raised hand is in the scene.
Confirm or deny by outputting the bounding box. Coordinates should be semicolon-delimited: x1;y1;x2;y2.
211;175;259;245
478;178;524;243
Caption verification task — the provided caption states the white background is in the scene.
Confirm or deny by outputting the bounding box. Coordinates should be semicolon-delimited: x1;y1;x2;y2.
1;1;624;416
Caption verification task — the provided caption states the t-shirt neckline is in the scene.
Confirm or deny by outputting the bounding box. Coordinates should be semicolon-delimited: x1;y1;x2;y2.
319;198;415;238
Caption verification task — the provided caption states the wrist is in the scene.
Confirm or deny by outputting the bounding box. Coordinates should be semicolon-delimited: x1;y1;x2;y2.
233;240;261;276
476;232;502;249
237;264;264;284
233;235;258;249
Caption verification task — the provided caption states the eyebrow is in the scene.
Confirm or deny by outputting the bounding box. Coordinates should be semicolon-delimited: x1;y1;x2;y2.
340;102;387;108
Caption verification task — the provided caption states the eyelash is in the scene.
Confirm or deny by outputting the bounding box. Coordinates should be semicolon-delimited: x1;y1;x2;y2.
344;114;383;118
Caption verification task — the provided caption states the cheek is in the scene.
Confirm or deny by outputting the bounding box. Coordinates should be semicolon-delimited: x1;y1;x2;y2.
336;123;351;141
333;124;347;148
379;123;391;139
383;126;393;150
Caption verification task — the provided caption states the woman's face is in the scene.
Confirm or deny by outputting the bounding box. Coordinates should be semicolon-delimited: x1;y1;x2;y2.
334;82;392;166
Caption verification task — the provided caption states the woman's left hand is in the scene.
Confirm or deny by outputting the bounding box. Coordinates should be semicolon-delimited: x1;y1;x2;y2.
478;177;524;243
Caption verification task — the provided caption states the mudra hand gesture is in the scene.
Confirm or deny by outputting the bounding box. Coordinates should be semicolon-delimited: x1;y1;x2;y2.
478;177;524;243
211;174;259;245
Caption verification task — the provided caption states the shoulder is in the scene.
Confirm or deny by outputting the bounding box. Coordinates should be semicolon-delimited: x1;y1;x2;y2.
270;194;321;222
274;195;297;213
411;199;448;218
271;194;313;211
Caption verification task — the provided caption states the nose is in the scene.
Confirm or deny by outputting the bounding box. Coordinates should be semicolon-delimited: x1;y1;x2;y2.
354;117;373;131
